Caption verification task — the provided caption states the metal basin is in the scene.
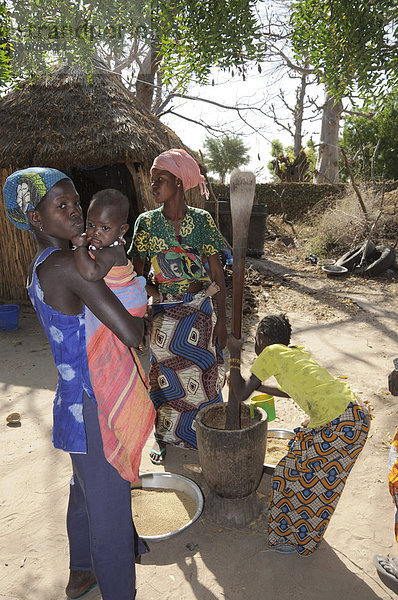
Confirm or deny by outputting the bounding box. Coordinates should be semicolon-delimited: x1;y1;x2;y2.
132;472;204;541
263;428;295;475
321;264;348;275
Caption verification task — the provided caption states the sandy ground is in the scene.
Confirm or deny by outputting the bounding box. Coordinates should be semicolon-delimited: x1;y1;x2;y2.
1;255;398;600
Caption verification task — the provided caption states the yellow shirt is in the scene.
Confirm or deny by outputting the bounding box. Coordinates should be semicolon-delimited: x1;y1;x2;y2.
250;344;354;428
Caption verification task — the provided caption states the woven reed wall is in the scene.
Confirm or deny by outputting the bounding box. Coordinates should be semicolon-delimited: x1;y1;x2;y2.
0;167;36;302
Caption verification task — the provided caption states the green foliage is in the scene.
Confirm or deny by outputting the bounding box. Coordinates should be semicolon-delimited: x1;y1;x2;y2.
290;0;398;104
340;93;398;181
153;0;265;87
0;2;11;85
267;139;316;182
270;139;285;158
308;235;335;259
203;135;250;183
305;138;316;171
1;0;265;89
267;140;294;181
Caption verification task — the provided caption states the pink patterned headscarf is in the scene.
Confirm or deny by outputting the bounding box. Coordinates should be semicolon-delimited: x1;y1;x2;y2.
151;148;209;199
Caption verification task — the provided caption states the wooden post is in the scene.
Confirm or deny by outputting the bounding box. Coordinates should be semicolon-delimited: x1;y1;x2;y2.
225;170;256;430
125;162;145;214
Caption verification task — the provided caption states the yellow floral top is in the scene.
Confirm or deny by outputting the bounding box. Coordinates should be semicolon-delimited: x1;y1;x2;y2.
129;206;225;296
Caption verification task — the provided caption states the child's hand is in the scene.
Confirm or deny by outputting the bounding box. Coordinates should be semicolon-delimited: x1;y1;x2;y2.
71;232;89;248
227;333;244;356
301;414;310;427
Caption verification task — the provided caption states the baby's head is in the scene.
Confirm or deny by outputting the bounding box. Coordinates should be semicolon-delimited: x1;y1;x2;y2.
255;314;292;356
87;189;129;248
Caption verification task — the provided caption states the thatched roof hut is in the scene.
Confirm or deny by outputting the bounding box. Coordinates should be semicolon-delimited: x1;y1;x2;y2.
0;64;204;301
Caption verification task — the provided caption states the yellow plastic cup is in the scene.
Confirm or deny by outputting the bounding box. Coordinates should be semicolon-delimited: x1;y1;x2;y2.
250;394;276;421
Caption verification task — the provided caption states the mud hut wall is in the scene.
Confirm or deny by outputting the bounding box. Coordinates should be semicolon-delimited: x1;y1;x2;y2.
211;182;344;220
0;167;36;302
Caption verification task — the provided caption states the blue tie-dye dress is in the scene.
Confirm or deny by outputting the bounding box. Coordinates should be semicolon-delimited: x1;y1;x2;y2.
27;247;96;453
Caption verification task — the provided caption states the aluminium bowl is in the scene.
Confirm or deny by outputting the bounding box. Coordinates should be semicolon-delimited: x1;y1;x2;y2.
321;264;348;275
263;428;295;475
132;472;204;541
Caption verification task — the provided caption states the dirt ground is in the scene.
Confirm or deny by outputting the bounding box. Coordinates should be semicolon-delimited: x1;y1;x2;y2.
1;246;398;600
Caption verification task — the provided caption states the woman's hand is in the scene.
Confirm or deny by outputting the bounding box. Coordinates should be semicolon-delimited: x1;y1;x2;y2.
301;414;311;427
213;317;227;349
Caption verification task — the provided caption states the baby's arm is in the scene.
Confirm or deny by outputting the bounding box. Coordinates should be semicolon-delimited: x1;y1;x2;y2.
73;239;115;281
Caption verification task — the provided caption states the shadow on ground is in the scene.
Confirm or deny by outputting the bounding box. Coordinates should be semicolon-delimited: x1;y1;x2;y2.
138;446;390;600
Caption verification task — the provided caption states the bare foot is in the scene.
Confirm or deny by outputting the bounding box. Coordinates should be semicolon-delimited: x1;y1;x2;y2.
65;570;97;599
183;463;202;474
149;440;167;464
205;281;220;297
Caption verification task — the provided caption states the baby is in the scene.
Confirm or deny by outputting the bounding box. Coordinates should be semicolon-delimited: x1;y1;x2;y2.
72;188;130;280
73;188;220;299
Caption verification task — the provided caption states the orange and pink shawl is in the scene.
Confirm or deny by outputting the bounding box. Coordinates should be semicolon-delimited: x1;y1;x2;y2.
84;261;155;482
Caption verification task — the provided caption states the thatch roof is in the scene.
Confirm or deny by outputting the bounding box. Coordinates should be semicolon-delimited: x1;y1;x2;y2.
0;64;198;170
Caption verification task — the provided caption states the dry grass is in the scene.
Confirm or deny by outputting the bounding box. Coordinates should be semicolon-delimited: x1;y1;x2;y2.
297;185;398;259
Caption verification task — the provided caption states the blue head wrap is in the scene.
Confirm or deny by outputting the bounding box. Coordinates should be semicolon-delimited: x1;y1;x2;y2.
3;167;72;231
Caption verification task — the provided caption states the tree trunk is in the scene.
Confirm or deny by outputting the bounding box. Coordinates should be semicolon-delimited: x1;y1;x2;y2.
314;92;343;184
293;70;308;157
135;42;162;111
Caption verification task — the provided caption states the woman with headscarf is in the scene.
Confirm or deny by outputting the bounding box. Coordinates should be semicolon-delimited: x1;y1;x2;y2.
130;149;227;463
3;168;152;600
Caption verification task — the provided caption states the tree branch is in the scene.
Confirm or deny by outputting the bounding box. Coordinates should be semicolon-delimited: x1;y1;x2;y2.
340;148;368;219
161;110;237;134
155;92;268;117
371;139;382;183
163;109;273;143
352;125;367;184
272;48;316;76
342;108;375;119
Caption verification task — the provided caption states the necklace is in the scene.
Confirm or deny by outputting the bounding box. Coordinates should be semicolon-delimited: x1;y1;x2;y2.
88;239;126;251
